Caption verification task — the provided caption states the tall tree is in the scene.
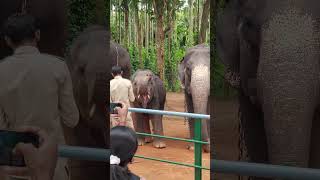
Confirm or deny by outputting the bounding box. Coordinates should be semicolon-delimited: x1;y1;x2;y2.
122;0;129;48
95;0;106;25
133;0;143;68
118;0;121;43
153;0;166;80
187;0;194;46
145;2;149;49
198;0;210;44
166;0;177;57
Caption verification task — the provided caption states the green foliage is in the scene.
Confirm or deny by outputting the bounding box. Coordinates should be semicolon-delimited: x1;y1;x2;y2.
111;0;210;93
210;0;237;98
66;0;96;52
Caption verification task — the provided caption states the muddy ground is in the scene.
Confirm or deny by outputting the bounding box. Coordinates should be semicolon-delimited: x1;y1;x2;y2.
129;92;241;180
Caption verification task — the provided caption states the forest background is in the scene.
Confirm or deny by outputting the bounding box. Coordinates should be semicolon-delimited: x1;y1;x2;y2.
67;0;234;97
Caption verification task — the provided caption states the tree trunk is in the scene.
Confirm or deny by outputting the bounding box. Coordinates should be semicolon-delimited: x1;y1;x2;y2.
118;0;121;44
188;0;194;46
145;3;148;49
198;0;210;44
167;0;176;62
94;0;105;25
133;0;143;68
122;0;129;48
153;0;165;80
166;0;177;88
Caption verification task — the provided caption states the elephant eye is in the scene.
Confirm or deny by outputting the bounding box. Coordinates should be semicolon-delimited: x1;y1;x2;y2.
79;67;85;75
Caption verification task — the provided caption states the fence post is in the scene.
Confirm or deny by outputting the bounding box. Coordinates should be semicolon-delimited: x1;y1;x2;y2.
194;118;202;180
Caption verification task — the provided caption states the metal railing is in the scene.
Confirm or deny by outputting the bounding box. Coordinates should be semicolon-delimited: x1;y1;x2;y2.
57;146;320;179
128;107;210;180
56;107;320;180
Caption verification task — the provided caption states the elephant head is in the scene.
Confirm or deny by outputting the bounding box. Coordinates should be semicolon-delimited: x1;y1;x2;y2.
217;0;320;170
64;25;109;180
131;70;156;109
178;44;210;152
110;41;131;79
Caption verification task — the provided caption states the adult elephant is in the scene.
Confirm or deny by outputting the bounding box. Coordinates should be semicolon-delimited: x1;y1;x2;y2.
217;0;320;178
178;44;210;153
110;41;131;79
0;0;66;59
63;25;109;180
131;70;167;148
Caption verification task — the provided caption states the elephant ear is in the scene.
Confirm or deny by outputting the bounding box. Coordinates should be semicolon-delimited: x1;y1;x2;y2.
216;0;241;74
131;69;140;81
178;58;186;90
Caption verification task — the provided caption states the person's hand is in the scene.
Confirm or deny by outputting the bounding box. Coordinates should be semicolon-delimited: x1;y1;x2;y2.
0;127;58;180
112;102;128;126
115;102;128;118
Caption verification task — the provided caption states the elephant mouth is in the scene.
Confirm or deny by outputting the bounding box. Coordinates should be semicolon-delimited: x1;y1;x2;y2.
137;94;151;108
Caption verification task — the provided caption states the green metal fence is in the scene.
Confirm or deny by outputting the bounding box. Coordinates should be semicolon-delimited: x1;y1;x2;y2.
57;146;320;179
128;107;210;180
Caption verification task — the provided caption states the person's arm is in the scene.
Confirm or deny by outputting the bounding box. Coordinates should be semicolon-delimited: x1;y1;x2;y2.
59;63;79;128
0;127;58;180
128;83;135;103
114;102;128;126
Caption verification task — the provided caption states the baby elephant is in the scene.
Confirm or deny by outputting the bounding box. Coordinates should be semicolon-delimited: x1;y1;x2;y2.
131;70;166;148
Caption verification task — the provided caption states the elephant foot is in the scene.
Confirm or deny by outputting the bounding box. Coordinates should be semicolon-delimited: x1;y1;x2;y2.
138;138;146;146
153;139;166;148
187;143;210;153
187;144;194;151
144;136;153;143
203;144;210;153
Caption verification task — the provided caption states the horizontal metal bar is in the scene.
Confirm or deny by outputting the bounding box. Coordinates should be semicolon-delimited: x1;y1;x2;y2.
58;145;109;162
58;146;320;179
211;159;320;179
128;107;210;119
136;132;209;144
135;155;210;170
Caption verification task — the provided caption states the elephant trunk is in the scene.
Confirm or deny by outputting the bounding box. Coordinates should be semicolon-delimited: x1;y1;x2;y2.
257;10;320;167
190;64;210;141
137;86;151;109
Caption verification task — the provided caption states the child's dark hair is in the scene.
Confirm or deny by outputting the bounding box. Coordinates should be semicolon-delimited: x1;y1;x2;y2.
110;126;138;180
2;14;40;45
112;66;122;76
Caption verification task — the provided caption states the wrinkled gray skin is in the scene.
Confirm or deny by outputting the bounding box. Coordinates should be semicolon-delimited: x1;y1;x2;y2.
131;70;167;148
178;44;210;153
217;0;320;179
63;25;109;180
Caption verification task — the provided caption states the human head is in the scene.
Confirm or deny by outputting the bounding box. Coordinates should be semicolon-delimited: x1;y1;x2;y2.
111;66;123;77
110;126;138;179
2;14;40;49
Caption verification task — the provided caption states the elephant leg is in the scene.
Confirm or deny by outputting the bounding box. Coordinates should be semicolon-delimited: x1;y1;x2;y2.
185;93;195;150
239;91;269;180
309;107;320;168
201;118;210;153
134;113;145;146
143;115;152;143
151;114;166;148
132;112;138;130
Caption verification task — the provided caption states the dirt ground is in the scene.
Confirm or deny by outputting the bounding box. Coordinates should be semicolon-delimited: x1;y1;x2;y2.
130;92;211;180
129;93;242;180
